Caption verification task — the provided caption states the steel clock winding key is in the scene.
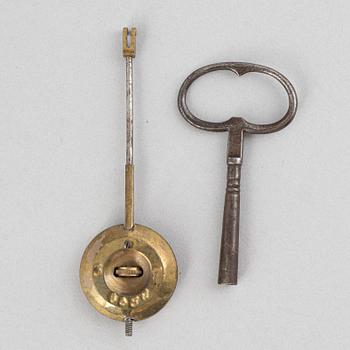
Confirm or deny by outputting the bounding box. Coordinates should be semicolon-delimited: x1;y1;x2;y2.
178;62;298;285
80;28;178;336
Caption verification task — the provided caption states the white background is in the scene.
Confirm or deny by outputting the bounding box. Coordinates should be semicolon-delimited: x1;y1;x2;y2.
1;1;350;349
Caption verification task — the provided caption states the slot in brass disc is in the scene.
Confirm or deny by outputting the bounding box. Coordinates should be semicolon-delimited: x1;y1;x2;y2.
80;224;178;321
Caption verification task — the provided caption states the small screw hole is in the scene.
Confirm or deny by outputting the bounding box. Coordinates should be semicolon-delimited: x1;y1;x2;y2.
124;240;133;249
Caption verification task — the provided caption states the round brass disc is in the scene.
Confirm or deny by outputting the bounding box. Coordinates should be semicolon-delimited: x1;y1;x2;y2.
80;224;178;321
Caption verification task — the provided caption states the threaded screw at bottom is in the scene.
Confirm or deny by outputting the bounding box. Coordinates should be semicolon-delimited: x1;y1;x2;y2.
125;317;133;337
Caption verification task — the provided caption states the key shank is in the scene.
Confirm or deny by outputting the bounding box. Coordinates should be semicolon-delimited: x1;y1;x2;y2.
218;128;243;285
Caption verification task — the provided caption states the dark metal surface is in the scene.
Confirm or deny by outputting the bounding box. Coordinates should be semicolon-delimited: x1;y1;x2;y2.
178;62;298;285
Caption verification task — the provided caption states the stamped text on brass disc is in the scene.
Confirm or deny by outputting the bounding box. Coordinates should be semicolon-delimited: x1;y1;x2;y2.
80;224;178;321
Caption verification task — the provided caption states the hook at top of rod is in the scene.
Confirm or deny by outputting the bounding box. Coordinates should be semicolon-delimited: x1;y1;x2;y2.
123;27;137;58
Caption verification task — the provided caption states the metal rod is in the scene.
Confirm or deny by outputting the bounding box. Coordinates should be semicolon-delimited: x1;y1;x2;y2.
123;27;136;230
125;56;133;165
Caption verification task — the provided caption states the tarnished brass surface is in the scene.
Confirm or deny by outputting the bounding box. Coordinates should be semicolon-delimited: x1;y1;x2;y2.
80;28;178;335
124;165;134;230
80;224;177;321
103;248;151;296
123;27;136;58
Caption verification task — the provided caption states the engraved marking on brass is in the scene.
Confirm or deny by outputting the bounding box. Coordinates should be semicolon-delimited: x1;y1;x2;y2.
130;296;140;308
109;289;150;309
80;225;177;322
109;292;119;305
141;288;150;301
119;296;129;307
